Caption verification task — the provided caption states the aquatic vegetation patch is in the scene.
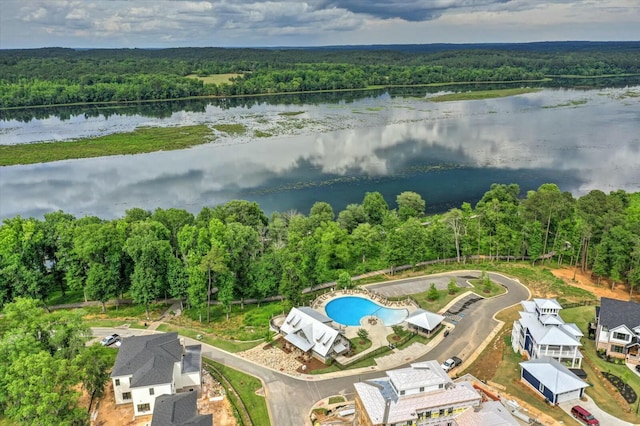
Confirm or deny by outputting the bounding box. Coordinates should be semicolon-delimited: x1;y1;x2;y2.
212;123;247;135
278;111;305;116
0;124;214;166
427;88;541;102
542;99;588;108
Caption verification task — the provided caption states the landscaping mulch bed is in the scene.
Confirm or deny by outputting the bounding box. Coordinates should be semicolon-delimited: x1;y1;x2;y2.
602;372;637;404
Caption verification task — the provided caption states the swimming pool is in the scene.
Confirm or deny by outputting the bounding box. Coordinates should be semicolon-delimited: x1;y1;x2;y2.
324;296;408;326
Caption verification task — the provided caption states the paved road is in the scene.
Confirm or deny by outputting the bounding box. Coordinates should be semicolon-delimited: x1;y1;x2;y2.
93;270;530;426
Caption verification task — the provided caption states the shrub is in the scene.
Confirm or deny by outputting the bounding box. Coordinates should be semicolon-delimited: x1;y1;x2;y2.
447;278;459;295
357;328;369;340
427;283;440;301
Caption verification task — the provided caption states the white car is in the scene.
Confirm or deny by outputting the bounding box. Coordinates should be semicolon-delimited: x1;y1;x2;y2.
100;334;120;346
441;356;462;372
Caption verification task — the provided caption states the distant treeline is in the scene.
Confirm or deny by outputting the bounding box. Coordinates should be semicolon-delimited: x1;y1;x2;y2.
2;184;640;319
1;42;638;108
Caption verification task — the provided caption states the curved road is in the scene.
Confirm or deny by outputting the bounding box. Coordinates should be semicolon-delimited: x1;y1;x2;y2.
93;270;529;426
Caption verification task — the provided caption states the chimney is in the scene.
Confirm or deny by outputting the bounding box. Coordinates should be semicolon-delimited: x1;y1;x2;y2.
382;398;392;425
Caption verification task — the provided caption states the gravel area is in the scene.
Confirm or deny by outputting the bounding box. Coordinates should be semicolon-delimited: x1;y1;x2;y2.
238;339;304;376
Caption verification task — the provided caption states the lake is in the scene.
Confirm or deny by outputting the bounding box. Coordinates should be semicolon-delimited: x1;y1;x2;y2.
1;86;639;220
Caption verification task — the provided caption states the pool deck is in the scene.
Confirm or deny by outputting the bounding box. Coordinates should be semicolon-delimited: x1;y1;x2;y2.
312;288;424;365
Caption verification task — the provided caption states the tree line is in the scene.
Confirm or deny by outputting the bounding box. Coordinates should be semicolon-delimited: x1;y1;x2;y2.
1;43;638;107
2;184;640;321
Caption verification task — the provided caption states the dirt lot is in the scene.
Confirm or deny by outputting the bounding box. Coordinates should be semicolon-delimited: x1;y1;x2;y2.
551;266;640;302
89;370;236;426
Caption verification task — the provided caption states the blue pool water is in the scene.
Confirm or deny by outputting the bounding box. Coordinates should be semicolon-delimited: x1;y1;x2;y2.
325;296;408;326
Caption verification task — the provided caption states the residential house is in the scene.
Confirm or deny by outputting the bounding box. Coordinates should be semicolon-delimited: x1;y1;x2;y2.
354;361;518;426
595;297;640;364
520;357;589;404
111;333;202;417
511;298;584;368
278;307;350;363
151;392;212;426
404;309;446;337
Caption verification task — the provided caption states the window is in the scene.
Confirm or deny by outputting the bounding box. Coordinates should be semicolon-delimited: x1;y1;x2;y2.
446;407;453;415
122;392;131;400
419;387;424;392
149;388;154;395
137;403;151;412
611;345;625;353
539;382;545;393
439;409;445;416
399;390;405;396
613;332;628;341
129;377;132;385
439;383;444;389
114;379;120;386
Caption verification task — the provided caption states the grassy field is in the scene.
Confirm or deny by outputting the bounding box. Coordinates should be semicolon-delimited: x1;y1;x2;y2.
185;73;241;84
204;359;270;426
428;87;541;102
156;324;261;353
0;124;214;166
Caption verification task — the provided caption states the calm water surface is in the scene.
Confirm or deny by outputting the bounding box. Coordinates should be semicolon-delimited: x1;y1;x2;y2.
1;87;639;220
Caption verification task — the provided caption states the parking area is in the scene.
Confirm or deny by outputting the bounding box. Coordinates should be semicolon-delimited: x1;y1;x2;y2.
366;274;475;298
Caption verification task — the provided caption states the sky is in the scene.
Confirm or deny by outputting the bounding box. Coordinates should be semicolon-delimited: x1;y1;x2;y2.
1;0;639;49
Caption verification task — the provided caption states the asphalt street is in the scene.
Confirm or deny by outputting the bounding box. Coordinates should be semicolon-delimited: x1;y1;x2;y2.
93;270;530;426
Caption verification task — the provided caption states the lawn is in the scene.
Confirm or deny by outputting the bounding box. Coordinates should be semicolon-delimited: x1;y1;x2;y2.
156;324;261;353
428;88;541;102
176;301;285;341
204;359;270;426
0;124;214;166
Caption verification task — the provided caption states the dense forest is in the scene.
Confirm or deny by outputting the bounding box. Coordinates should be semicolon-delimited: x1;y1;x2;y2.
1;42;639;108
2;184;640;320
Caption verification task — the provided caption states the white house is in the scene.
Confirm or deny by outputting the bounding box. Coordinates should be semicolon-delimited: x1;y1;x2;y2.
511;298;583;368
404;309;446;336
595;297;640;364
278;307;350;362
520;357;589;404
354;361;518;426
111;333;202;417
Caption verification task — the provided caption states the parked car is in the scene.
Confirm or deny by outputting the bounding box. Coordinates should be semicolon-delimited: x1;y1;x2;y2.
100;333;120;346
440;356;462;372
570;405;599;426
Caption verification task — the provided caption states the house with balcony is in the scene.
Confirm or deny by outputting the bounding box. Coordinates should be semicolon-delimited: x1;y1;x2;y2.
595;297;640;364
354;361;518;426
278;307;351;363
111;333;202;418
511;298;583;368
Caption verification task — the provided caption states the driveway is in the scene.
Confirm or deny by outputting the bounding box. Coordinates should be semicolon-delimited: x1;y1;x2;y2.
558;395;636;426
92;270;530;426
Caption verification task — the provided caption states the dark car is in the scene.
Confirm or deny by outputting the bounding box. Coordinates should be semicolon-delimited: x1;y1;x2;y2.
100;334;120;346
441;356;462;372
636;364;640;373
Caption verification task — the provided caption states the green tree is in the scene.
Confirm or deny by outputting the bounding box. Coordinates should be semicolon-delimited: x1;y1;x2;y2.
75;344;112;412
396;191;426;221
200;244;228;323
427;283;439;301
357;328;369;341
309;201;335;230
336;271;352;289
362;191;389;225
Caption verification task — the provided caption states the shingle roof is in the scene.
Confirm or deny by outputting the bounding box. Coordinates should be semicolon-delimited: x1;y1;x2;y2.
182;345;201;374
599;297;640;330
111;333;183;387
520;357;588;394
151;392;212;426
404;309;445;331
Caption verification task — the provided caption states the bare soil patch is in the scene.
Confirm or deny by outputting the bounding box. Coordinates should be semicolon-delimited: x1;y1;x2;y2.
550;266;639;302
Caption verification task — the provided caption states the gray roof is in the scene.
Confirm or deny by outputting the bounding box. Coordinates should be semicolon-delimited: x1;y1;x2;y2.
405;309;445;331
298;306;333;323
520;357;588;394
111;333;183;387
599;297;640;330
151;392;212;426
182;345;202;374
386;361;452;392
